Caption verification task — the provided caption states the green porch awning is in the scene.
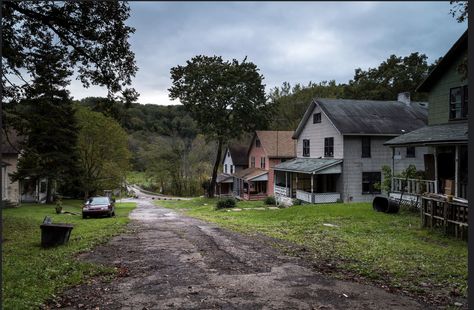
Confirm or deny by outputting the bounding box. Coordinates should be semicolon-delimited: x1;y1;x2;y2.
384;122;467;146
273;158;342;174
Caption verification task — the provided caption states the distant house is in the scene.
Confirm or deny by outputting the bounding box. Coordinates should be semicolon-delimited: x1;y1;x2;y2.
385;30;468;200
233;131;296;200
273;96;428;204
216;144;249;197
2;128;21;203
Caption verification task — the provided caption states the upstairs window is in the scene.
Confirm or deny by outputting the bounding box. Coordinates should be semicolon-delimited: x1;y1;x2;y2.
251;156;255;168
303;139;310;157
260;157;266;169
256;138;261;147
362;172;381;194
406;146;416;158
450;86;468;120
361;137;371;158
313;113;321;124
224;164;227;173
324;137;334;157
231;165;234;174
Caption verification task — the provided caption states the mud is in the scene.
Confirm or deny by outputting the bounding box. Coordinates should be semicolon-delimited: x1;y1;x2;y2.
48;199;428;310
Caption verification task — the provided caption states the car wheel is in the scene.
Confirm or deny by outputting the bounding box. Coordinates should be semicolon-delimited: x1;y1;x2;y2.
82;214;87;219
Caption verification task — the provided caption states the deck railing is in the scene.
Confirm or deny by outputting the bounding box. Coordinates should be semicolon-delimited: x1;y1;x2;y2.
296;190;340;204
274;185;290;196
391;177;437;195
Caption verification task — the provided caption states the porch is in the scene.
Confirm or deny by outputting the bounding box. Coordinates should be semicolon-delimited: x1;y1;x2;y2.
233;168;268;201
273;158;342;204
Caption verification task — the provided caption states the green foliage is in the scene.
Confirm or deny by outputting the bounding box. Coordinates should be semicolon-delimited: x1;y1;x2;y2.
3;1;138;104
215;198;236;210
161;198;468;304
264;196;276;205
2;200;136;308
76;106;131;197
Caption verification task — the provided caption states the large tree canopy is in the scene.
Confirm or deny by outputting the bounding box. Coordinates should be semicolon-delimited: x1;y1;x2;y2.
169;55;273;197
2;1;138;104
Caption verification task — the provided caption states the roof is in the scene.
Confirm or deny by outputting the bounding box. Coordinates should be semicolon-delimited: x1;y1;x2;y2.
1;128;21;154
216;173;233;183
233;167;268;181
273;158;342;174
384;122;468;146
417;30;467;92
293;99;428;139
223;144;248;166
252;131;296;158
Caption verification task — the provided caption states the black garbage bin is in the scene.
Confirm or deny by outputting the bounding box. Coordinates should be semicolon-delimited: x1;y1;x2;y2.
40;223;74;247
372;196;400;214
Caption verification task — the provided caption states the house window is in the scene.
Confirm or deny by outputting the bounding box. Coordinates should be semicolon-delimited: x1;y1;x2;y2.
256;138;261;147
361;137;371;158
450;86;468;120
260;157;266;169
406;146;416;158
231;165;234;174
251;156;255;167
362;172;381;194
224;164;227;174
324;137;334;157
303;139;310;157
313;113;321;124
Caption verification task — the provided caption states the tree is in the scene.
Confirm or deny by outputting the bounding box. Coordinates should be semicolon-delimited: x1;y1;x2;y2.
76;106;130;198
2;1;138;104
9;35;80;203
169;55;273;197
450;1;468;23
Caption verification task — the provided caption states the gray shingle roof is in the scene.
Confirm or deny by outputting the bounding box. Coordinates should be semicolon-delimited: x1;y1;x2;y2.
227;144;248;166
233;167;268;181
273;158;342;174
384;122;468;146
293;99;428;139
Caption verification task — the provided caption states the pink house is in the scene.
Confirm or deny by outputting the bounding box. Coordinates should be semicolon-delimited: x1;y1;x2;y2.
233;131;296;200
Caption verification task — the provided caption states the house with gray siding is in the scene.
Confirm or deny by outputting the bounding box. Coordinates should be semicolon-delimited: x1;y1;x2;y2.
273;96;429;204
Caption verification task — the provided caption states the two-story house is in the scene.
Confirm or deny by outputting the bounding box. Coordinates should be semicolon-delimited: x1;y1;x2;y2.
2;128;21;204
215;144;248;197
273;96;428;204
233;131;295;200
385;30;468;200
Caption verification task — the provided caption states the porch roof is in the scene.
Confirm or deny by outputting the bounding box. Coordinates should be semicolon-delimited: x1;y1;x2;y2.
216;173;233;183
233;167;268;182
273;158;342;174
384;122;467;146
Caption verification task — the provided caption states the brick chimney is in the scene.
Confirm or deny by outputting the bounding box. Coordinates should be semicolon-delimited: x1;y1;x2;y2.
397;92;411;105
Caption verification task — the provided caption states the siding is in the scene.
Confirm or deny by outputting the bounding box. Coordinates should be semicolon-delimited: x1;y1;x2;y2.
296;104;343;158
342;136;426;202
2;154;20;203
428;50;468;125
222;149;234;174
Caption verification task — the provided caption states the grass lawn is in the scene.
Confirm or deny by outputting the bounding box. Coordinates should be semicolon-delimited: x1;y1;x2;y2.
158;198;467;304
2;200;136;309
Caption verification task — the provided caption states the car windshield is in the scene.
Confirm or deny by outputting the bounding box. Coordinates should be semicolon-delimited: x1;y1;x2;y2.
88;197;109;205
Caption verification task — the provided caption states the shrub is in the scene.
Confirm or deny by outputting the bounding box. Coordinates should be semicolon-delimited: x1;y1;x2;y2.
215;198;236;210
292;198;303;206
264;196;276;205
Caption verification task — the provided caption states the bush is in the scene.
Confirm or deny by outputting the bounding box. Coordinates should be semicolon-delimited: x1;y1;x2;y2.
215;198;236;210
264;196;276;205
292;198;303;206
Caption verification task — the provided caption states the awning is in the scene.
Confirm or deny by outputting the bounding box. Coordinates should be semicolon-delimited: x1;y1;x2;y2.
233;167;268;182
384;122;468;146
274;158;342;174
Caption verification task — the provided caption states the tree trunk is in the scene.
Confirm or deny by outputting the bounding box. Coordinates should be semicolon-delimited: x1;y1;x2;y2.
209;138;223;198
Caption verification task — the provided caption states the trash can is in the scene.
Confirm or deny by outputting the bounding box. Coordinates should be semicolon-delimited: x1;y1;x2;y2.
372;196;400;214
40;223;74;247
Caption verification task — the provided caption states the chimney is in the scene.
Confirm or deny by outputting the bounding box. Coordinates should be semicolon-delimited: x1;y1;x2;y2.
397;92;411;105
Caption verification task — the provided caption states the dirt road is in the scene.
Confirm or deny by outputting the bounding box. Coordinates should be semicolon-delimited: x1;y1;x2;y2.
52;198;426;309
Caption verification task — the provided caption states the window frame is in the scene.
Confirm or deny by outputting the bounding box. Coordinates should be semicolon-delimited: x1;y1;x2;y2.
449;86;468;120
313;113;321;124
406;146;416;158
260;157;266;169
362;172;381;194
224;164;227;174
361;137;371;158
302;139;310;157
251;156;255;168
324;137;334;158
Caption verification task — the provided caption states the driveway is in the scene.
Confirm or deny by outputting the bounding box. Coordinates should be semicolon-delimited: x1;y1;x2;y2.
51;198;426;309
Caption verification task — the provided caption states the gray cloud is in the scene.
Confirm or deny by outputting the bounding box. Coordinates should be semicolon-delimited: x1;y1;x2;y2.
68;1;467;105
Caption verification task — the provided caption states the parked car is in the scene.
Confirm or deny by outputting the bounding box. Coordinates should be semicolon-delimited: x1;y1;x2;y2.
82;196;115;219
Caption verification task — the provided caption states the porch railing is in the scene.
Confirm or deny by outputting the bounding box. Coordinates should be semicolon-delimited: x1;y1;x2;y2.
296;190;340;204
391;177;437;195
421;195;468;239
274;185;290;197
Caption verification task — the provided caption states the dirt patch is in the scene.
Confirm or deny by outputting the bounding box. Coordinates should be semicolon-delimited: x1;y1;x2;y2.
45;199;430;309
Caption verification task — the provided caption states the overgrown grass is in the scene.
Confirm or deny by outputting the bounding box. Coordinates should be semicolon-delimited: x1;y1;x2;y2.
159;198;467;302
126;171;157;190
2;200;136;309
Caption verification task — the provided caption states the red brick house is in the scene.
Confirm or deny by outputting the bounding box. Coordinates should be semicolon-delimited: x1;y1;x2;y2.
233;131;295;200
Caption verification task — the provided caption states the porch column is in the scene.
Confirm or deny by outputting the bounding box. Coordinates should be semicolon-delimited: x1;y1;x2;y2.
285;172;288;188
311;173;314;194
455;145;459;197
391;148;395;192
434;147;439;193
295;173;298;191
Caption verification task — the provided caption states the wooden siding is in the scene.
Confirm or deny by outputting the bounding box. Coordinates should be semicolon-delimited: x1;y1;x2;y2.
296;104;343;158
427;50;468;125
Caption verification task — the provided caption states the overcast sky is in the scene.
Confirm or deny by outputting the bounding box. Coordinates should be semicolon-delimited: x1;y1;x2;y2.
67;1;467;105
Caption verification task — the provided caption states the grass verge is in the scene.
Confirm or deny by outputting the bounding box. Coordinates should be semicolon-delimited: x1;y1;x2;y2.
2;200;136;309
158;197;467;305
